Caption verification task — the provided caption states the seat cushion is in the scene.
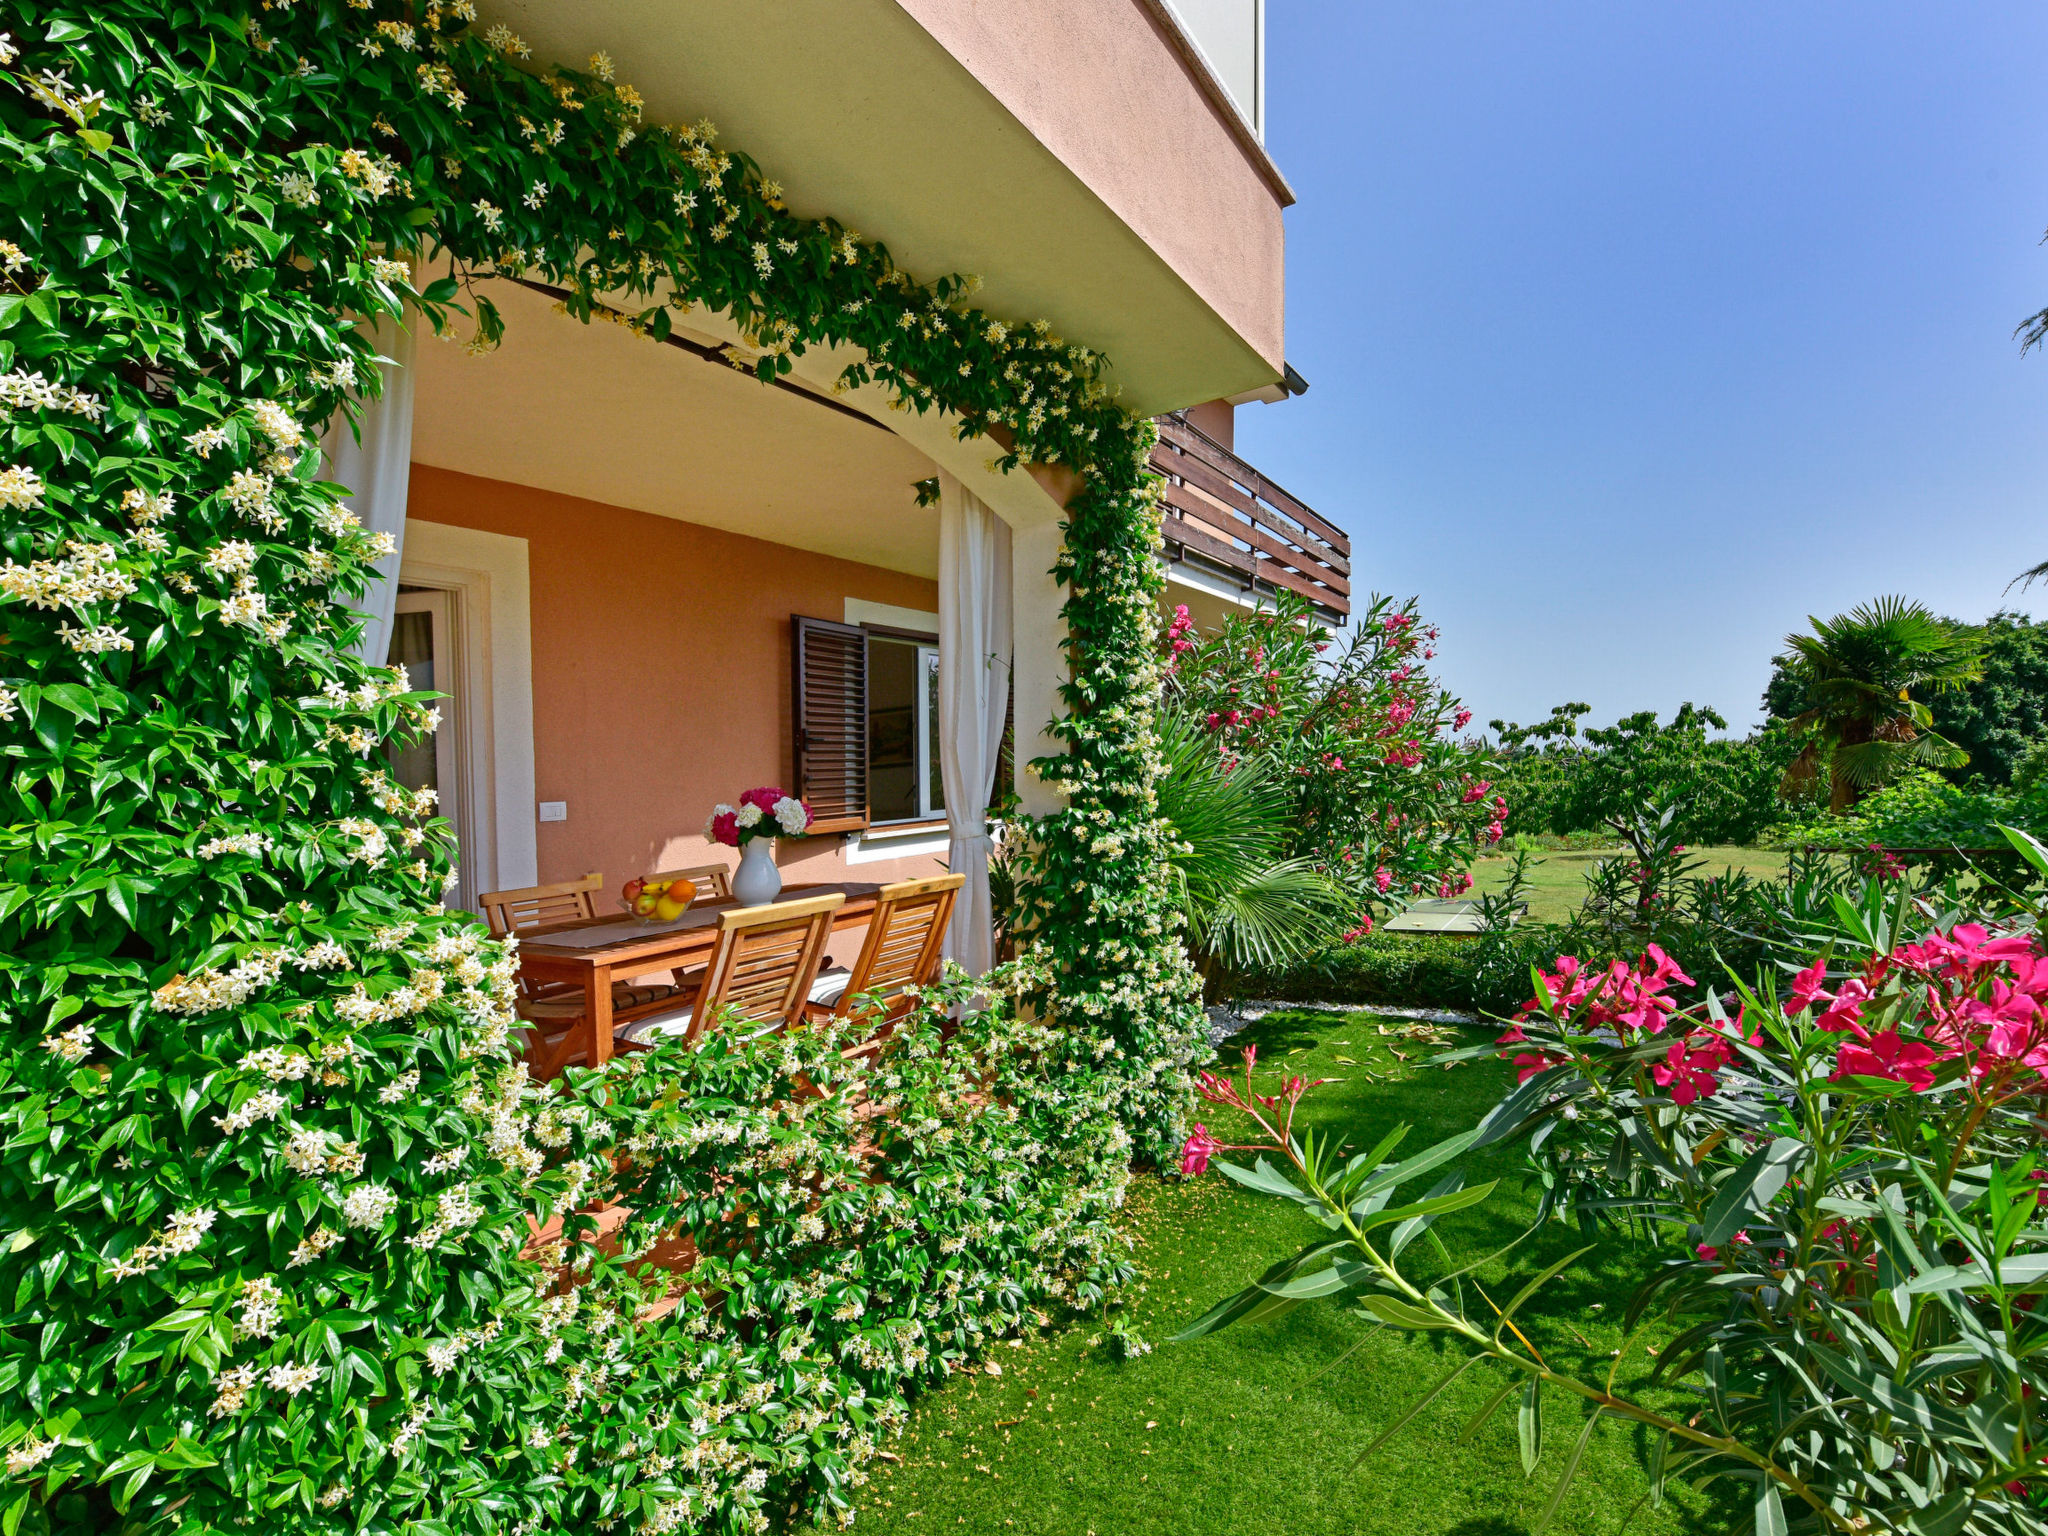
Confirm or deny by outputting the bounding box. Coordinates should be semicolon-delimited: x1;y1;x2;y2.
615;1007;695;1044
518;996;587;1022
519;978;688;1022
808;967;852;1006
612;979;685;1011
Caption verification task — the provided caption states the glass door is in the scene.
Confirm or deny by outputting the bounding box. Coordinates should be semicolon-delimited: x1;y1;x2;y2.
918;644;946;821
384;589;468;910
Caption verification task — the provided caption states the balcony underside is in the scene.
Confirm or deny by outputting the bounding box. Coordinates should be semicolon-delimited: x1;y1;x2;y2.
475;0;1286;415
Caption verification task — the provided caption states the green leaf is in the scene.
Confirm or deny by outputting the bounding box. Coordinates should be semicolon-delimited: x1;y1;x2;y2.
1755;1481;1788;1536
1351;1127;1477;1210
75;129;114;157
24;291;58;328
1171;1239;1351;1341
1897;1255;2048;1296
1356;1293;1459;1331
1701;1137;1807;1245
421;276;460;304
1807;1343;1976;1446
1457;1377;1520;1445
1498;1246;1596;1330
1517;1378;1543;1475
1213;1156;1321;1211
1356;1180;1496;1234
1531;1407;1602;1536
38;684;99;725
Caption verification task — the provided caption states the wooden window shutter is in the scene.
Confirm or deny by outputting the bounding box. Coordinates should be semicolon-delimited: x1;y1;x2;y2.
791;615;869;834
994;668;1016;804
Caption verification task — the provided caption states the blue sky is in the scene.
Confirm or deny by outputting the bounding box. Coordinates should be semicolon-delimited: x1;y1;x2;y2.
1233;2;2048;736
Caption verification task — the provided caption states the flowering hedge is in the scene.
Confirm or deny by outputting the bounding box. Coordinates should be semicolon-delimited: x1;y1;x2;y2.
0;3;1201;1529
1162;590;1499;925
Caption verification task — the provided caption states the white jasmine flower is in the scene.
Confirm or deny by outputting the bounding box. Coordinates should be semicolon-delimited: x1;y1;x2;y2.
40;1023;93;1064
341;1184;397;1230
265;1360;321;1396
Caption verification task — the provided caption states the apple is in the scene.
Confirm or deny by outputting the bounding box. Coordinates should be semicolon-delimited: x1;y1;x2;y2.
633;893;659;918
622;877;644;903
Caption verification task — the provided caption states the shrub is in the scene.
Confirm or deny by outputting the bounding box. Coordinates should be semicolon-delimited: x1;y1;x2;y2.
1241;930;1556;1017
1162;591;1500;919
1776;769;2048;851
1181;840;2048;1535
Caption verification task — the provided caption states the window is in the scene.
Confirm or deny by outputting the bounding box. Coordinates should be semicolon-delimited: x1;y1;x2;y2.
791;613;1011;835
866;634;945;824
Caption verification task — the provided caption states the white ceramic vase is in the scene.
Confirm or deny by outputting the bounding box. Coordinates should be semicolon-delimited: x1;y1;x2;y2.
731;837;782;906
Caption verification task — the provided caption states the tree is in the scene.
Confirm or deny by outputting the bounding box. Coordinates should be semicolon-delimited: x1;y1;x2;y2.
1766;611;2048;787
1488;703;1798;844
1772;597;1985;811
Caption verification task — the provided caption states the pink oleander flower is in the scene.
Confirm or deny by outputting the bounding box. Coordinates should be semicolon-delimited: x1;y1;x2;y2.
1374;866;1393;893
1461;780;1492;804
1833;1029;1941;1092
1181;1124;1222;1177
1513;1049;1568;1083
1453;708;1472;731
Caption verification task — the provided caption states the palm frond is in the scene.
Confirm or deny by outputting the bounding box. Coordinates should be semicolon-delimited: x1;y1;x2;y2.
1154;706;1346;976
1198;859;1350;972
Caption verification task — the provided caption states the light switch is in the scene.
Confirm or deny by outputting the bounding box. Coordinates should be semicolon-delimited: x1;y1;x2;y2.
537;801;568;823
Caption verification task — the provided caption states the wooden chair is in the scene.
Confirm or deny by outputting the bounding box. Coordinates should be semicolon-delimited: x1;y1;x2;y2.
649;862;733;901
480;872;604;936
480;872;687;1038
805;873;963;1033
614;891;846;1051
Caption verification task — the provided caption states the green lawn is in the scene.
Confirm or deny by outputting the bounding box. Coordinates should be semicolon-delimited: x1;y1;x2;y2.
820;1011;1736;1536
1468;844;1789;924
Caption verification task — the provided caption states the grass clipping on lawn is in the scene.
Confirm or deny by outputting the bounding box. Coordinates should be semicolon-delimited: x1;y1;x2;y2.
812;1009;1738;1536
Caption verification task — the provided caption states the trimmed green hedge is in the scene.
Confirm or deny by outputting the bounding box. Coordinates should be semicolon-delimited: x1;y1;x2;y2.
1237;930;1555;1018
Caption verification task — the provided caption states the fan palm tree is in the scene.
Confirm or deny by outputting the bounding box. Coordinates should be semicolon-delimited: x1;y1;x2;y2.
1775;597;1985;812
1154;707;1347;993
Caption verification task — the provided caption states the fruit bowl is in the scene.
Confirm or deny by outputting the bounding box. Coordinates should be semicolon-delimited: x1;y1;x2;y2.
619;875;698;924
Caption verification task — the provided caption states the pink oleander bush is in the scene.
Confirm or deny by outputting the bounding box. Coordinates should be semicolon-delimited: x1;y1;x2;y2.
1161;590;1500;925
1178;828;2048;1534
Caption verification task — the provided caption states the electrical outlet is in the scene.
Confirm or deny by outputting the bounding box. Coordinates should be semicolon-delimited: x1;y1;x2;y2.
537;801;568;823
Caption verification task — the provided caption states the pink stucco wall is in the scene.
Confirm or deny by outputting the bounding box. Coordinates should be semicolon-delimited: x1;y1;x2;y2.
407;465;950;910
900;0;1288;372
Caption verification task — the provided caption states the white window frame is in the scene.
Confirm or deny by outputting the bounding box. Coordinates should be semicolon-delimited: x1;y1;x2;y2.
841;598;951;861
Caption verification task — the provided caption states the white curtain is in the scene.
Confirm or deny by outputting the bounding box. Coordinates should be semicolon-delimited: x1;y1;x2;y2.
319;317;418;665
937;472;1014;975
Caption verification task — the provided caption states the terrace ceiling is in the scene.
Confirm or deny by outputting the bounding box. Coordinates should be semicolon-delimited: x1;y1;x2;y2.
409;279;941;577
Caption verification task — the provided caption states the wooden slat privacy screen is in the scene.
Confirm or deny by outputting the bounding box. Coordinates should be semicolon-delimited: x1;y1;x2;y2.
791;615;869;834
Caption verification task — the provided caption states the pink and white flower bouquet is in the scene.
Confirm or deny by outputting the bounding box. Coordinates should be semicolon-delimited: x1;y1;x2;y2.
705;786;813;847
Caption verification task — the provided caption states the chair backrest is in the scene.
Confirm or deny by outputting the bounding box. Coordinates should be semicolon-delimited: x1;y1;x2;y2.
649;862;733;901
479;872;604;937
688;891;846;1043
835;873;963;1017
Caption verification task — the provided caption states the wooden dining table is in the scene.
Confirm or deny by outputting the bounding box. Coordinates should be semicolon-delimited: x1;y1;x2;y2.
513;881;883;1066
